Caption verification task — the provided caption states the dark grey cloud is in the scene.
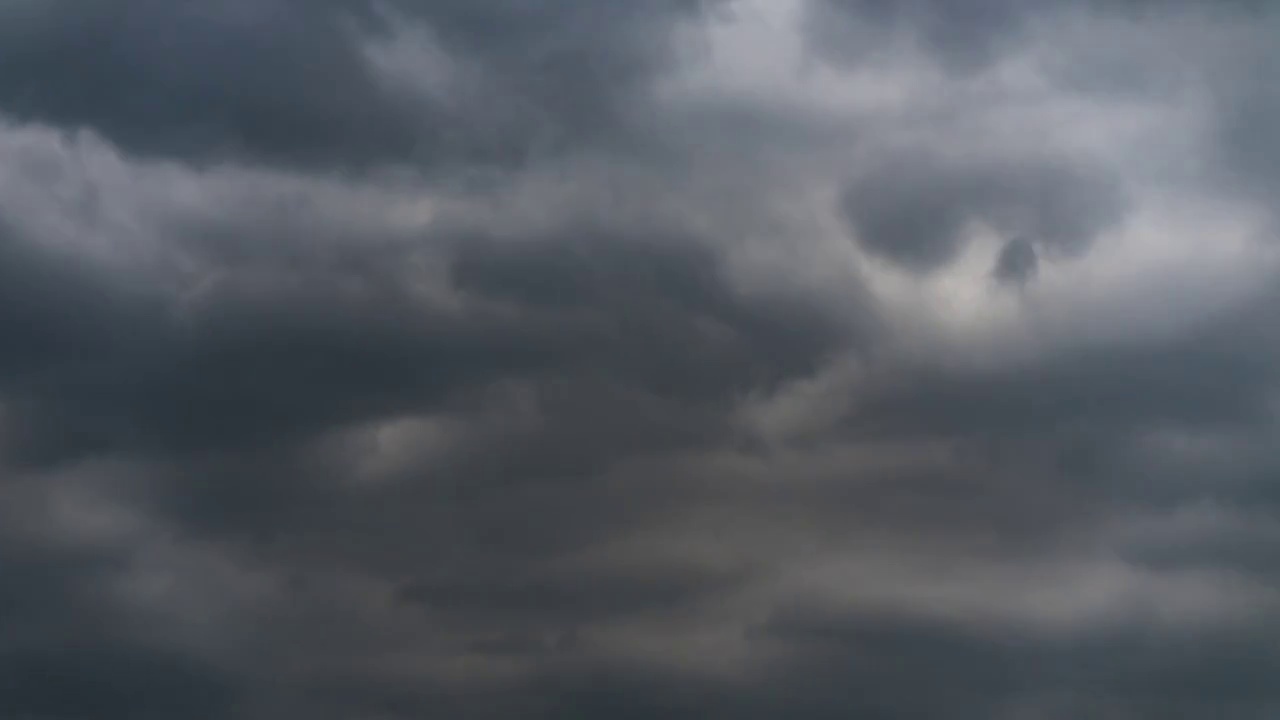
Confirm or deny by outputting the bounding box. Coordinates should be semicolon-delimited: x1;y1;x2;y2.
0;210;850;470
451;232;857;398
397;561;747;626
2;1;1280;719
838;149;1128;274
845;319;1276;443
747;604;1280;720
0;512;243;720
805;0;1040;73
0;0;415;167
0;218;152;379
804;0;1264;75
1209;25;1280;216
994;235;1038;284
0;0;717;169
0;245;549;463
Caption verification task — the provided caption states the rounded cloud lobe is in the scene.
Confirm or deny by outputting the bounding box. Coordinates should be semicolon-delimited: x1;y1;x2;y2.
838;150;1128;273
1;2;1280;719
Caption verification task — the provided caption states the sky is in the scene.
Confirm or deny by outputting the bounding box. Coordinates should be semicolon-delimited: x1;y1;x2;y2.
1;1;1279;718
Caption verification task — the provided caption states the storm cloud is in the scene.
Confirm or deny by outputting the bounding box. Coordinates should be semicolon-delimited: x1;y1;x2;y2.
1;1;1279;719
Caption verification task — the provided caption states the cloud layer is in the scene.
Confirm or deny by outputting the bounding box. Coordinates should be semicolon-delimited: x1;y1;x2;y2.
2;1;1279;718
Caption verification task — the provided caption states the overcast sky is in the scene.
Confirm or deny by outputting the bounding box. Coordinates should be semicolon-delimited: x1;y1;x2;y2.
1;1;1279;718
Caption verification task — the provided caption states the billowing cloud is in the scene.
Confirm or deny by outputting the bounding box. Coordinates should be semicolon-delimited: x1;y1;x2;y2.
837;149;1128;273
0;0;717;168
1;1;1279;719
